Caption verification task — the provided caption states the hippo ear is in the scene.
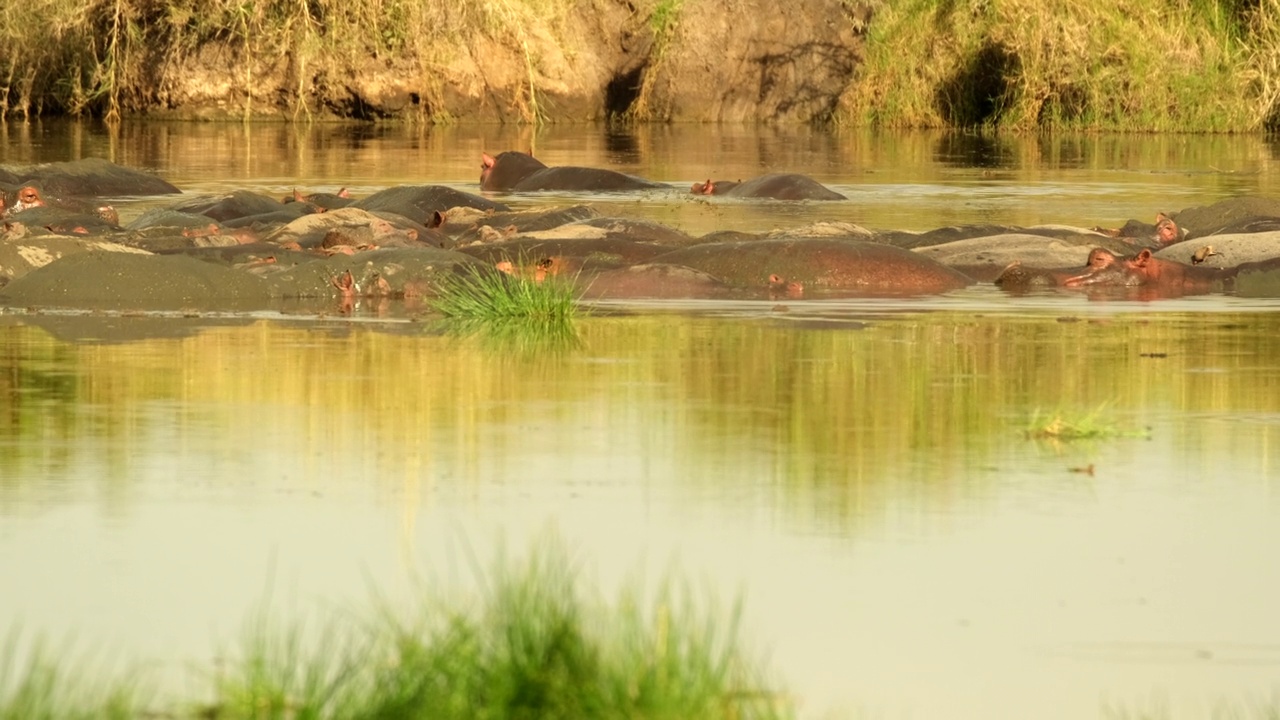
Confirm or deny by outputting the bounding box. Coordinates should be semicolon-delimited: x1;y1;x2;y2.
428;210;445;229
1135;248;1153;265
292;189;305;202
337;187;350;198
482;152;496;169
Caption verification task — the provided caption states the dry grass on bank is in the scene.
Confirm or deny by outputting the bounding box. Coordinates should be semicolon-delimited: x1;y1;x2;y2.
846;0;1280;131
6;0;1280;129
0;0;578;121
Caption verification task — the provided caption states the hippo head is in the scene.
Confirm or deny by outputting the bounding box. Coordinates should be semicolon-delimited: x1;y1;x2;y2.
12;185;44;213
1155;213;1182;244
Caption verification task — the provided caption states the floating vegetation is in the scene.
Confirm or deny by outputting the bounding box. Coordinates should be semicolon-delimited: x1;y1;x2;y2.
1024;404;1151;441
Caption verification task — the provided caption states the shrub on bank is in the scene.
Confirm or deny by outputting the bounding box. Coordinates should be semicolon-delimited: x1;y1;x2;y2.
846;0;1279;131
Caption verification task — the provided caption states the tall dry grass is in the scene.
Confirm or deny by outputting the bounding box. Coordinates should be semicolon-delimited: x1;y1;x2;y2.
6;0;1280;128
0;0;580;122
846;0;1277;131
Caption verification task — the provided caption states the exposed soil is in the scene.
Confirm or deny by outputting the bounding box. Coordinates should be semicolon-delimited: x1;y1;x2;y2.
139;0;870;123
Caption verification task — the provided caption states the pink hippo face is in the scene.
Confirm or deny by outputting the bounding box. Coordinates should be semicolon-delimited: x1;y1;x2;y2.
12;185;44;213
1155;213;1181;244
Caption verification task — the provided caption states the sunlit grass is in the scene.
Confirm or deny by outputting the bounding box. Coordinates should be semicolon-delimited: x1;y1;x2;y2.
5;543;787;719
846;0;1269;131
0;0;579;121
1025;404;1151;441
430;264;580;321
0;630;143;720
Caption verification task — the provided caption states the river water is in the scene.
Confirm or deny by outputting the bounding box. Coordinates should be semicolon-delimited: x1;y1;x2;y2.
2;121;1279;719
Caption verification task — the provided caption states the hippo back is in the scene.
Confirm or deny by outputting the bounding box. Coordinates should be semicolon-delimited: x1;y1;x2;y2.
650;238;973;295
725;173;846;200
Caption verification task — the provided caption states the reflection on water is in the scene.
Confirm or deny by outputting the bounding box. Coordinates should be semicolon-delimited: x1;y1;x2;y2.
1;308;1278;719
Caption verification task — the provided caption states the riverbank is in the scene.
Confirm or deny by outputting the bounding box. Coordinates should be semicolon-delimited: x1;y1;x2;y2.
4;0;1279;130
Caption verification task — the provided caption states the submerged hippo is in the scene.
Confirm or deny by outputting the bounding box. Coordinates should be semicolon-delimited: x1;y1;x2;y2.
650;238;973;296
1003;247;1280;298
1067;247;1225;296
690;173;846;200
0;157;182;197
353;184;508;224
994;248;1122;291
480;151;667;192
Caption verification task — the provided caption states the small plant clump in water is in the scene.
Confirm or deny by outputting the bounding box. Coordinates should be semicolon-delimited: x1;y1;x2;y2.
1024;404;1150;441
430;263;580;321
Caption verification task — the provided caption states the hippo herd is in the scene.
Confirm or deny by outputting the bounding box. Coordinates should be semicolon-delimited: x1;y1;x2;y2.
4;152;1280;312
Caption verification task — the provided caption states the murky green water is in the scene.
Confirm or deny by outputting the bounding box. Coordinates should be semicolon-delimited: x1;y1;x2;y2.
2;121;1280;718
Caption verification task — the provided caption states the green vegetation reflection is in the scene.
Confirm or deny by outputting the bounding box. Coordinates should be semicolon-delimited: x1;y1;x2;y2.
3;312;1280;527
1025;403;1152;442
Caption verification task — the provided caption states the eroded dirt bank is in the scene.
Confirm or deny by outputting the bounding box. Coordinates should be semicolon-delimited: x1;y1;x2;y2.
1;0;869;124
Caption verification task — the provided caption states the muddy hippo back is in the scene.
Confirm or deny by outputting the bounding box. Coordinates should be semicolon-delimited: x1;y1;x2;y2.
727;174;846;200
650;238;973;296
481;151;664;192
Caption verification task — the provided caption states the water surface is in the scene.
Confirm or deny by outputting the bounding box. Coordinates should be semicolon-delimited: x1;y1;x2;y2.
7;120;1280;234
2;122;1279;718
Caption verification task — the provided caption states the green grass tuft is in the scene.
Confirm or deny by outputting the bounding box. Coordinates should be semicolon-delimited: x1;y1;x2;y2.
431;263;581;321
9;540;787;719
203;540;789;720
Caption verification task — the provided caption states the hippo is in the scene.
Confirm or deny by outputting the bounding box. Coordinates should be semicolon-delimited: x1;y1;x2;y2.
689;173;846;200
479;151;667;192
0;157;181;197
265;207;447;251
1009;247;1280;298
172;190;312;223
1094;212;1183;247
352;184;509;225
994;248;1122;291
443;205;600;243
1168;196;1280;240
284;188;354;210
456;234;674;268
3;205;122;236
2;184;124;229
4;184;46;214
648;238;973;296
578;263;732;300
1068;248;1225;296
